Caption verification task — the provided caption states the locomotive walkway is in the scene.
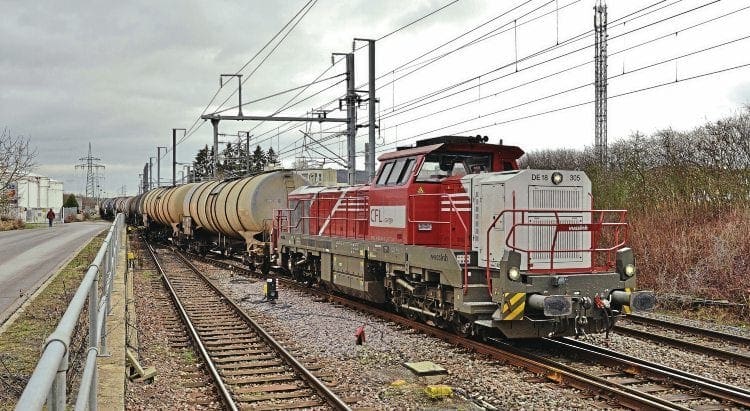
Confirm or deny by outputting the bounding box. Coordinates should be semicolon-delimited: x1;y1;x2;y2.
0;221;108;326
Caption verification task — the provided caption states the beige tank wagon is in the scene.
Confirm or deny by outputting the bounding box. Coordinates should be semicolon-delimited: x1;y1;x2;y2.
182;171;305;247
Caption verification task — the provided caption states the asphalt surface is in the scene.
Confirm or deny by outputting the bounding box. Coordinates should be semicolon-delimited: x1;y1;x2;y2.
0;221;108;324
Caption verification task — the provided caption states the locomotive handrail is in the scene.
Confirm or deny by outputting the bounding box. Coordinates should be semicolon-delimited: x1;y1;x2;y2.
484;208;628;287
277;193;369;239
407;193;471;294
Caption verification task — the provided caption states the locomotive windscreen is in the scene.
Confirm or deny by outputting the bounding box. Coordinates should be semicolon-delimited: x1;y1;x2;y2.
415;153;492;182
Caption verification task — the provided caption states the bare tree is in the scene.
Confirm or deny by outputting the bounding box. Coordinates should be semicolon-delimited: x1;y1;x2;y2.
0;128;37;212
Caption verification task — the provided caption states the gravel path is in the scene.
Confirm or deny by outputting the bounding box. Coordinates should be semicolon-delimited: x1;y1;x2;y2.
197;262;616;410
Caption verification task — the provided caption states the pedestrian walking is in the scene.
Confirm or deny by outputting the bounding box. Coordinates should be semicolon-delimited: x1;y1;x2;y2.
46;208;55;227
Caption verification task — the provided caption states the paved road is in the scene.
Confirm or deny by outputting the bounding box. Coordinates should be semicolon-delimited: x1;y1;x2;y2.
0;221;108;324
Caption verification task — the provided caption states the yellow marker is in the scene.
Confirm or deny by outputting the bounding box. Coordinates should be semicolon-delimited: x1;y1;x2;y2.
622;287;632;314
501;292;526;320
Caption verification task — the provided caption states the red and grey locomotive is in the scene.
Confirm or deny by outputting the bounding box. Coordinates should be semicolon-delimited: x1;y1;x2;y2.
277;135;654;338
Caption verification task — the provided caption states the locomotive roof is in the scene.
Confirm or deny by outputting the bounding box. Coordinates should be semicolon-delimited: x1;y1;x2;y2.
378;135;524;161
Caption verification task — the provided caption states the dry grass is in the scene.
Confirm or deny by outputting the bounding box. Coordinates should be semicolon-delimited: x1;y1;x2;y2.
0;232;106;409
0;219;25;231
630;206;750;303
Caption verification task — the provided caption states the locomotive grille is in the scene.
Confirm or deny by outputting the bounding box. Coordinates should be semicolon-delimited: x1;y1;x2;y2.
528;186;585;264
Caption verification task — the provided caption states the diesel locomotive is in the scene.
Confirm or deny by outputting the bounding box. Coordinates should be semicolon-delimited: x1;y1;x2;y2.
109;135;654;339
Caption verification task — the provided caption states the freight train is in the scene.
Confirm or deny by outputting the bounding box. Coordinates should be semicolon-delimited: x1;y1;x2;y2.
105;135;654;338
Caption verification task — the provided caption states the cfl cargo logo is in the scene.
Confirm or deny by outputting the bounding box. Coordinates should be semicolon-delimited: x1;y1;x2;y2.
369;206;406;228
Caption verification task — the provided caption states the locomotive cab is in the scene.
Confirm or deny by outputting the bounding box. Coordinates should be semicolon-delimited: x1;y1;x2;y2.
369;135;523;248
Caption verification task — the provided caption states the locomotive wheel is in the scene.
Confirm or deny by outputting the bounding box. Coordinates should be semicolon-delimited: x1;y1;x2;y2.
453;316;474;337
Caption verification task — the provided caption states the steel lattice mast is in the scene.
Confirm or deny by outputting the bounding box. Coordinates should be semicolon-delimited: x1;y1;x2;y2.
594;0;608;167
75;142;105;206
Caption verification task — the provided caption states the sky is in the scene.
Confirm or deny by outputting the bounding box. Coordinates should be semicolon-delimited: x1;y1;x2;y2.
2;0;748;196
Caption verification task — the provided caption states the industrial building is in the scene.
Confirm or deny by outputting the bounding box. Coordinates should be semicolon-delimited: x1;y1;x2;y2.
12;173;64;222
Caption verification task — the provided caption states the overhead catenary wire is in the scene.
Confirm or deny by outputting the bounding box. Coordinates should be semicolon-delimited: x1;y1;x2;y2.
276;0;727;161
244;0;545;150
210;0;320;116
240;0;473;149
375;7;750;132
276;0;693;148
380;0;726;118
372;61;750;154
176;0;319;148
211;73;346;115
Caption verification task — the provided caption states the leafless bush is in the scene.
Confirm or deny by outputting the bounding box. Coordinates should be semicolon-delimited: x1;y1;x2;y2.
0;128;37;214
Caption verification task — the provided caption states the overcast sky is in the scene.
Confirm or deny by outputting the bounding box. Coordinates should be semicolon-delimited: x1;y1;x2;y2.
2;0;748;196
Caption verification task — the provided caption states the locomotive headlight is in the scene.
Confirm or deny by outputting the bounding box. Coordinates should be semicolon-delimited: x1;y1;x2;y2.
551;172;563;185
508;266;521;281
616;247;636;281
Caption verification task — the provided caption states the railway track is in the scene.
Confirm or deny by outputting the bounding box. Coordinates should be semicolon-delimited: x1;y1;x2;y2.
145;243;350;411
615;314;750;366
192;252;750;410
523;337;750;410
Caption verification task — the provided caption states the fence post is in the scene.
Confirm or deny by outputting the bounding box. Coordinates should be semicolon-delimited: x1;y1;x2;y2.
47;352;67;410
88;356;98;411
100;242;111;358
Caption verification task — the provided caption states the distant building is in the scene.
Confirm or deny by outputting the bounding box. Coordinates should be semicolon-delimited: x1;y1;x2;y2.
295;169;370;186
13;173;64;222
295;169;339;186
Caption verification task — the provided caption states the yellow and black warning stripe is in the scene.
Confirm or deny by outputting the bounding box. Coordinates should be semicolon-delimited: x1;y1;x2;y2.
501;292;526;320
622;288;632;314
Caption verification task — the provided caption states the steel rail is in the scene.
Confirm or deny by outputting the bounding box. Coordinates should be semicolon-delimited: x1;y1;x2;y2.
161;246;351;410
626;314;750;346
145;242;239;411
172;249;351;411
614;324;750;366
550;337;750;408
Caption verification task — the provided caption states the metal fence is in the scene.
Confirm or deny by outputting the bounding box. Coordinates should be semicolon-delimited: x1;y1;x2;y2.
15;213;124;411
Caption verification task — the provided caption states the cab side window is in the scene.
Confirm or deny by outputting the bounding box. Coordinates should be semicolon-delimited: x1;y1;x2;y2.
376;162;394;185
377;158;415;186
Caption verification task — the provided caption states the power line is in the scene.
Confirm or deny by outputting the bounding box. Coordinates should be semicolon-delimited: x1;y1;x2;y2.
178;0;319;147
373;61;750;154
246;1;544;149
277;0;720;160
210;0;320;116
211;73;346;115
278;26;750;161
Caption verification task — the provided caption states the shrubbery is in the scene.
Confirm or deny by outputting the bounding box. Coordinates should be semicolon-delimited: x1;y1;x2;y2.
0;216;25;231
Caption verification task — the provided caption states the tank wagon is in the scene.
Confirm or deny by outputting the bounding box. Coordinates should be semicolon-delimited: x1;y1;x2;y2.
99;197;117;220
99;196;131;221
124;135;653;339
276;135;654;338
139;171;305;267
